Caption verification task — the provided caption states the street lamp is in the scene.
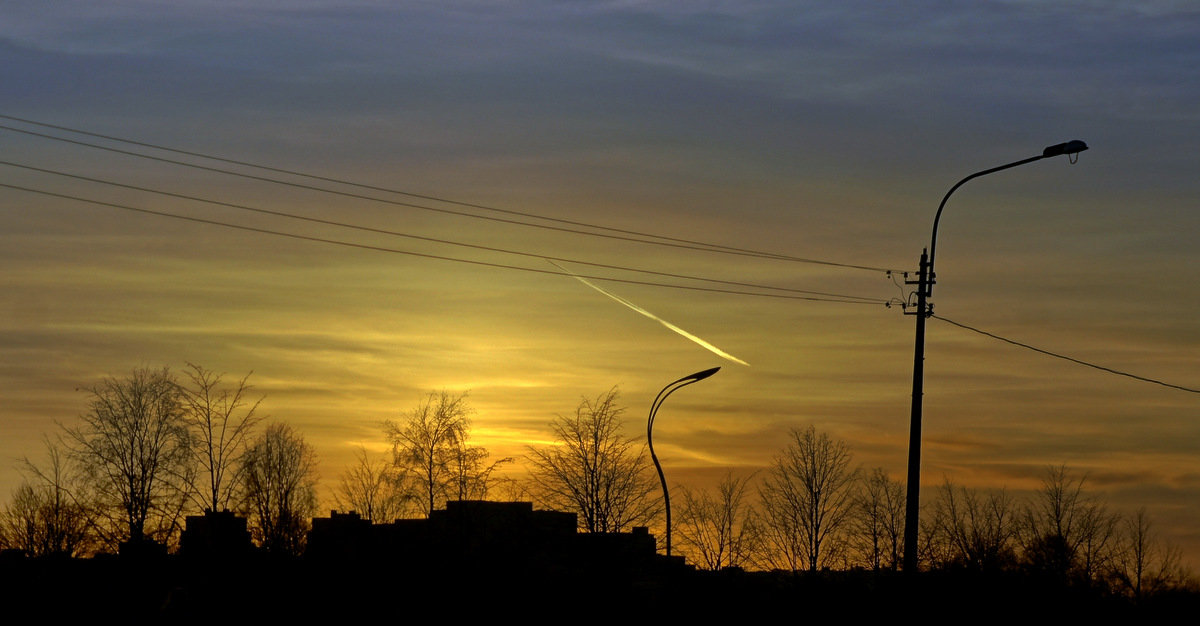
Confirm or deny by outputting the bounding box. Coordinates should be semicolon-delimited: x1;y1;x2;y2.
901;140;1088;572
647;366;720;557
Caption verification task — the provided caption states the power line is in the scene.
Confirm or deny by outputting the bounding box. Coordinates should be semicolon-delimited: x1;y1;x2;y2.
932;314;1200;394
0;115;902;273
0;123;843;266
0;181;890;305
0;159;881;303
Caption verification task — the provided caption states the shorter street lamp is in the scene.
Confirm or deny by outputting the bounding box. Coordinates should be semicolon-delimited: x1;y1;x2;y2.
647;367;720;557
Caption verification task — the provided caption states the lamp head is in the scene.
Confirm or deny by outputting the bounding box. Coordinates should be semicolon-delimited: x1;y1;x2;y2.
685;367;721;382
1043;140;1088;158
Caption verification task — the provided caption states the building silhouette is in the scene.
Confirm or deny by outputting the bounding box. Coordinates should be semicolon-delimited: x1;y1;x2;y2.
180;510;254;561
307;500;673;578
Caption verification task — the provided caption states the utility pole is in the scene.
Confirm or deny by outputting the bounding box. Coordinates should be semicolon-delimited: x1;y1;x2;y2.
902;249;931;573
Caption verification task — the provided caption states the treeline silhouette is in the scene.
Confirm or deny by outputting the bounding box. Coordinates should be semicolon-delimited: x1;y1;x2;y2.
2;365;1197;617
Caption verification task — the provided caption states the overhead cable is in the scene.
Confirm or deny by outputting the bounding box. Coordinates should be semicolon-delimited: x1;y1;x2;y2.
0;115;901;273
932;314;1199;394
0;182;890;306
0;159;880;302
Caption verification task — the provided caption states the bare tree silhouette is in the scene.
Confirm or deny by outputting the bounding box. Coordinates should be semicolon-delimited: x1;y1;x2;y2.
334;445;414;522
758;426;858;571
1020;465;1117;582
240;422;318;555
180;363;263;513
64;366;193;548
928;479;1019;571
852;467;905;570
1113;507;1184;600
675;471;759;570
383;390;507;517
526;388;660;533
1;440;95;557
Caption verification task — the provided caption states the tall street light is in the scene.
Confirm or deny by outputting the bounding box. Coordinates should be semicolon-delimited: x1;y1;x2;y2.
647;366;720;557
901;140;1088;572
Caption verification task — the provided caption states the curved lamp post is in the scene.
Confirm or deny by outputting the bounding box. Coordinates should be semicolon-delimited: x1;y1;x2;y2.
902;140;1088;572
647;366;720;556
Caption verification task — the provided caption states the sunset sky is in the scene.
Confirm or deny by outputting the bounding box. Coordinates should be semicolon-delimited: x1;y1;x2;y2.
2;1;1198;563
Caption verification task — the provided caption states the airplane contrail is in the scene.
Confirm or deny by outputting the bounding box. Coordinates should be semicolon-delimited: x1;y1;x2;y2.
548;260;750;367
